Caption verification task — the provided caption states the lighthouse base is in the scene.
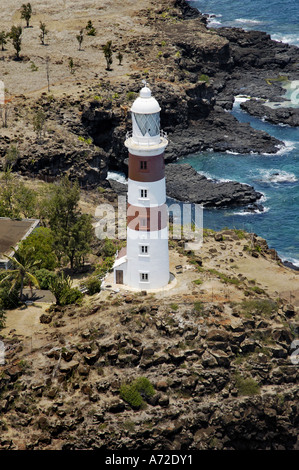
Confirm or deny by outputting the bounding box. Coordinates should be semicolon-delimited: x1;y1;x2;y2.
107;263;177;294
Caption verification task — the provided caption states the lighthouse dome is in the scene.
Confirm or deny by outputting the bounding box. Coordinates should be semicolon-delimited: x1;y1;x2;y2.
131;86;161;114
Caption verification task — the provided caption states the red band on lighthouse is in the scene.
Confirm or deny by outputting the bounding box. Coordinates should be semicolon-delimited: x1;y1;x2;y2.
128;153;165;182
127;203;168;232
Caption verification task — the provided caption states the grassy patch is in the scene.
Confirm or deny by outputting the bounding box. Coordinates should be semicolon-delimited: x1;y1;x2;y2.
194;301;204;314
170;303;179;311
192;279;203;285
234;373;261;396
240;299;278;316
120;377;155;410
208;269;241;286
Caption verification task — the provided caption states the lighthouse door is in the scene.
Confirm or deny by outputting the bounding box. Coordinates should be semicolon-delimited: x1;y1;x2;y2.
115;270;123;284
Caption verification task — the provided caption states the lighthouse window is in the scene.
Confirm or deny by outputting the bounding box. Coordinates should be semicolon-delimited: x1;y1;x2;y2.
140;245;149;255
140;273;149;282
140;189;148;198
133;112;160;137
140;161;147;170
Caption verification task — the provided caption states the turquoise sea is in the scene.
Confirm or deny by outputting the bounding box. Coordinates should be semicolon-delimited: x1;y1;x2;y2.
181;1;299;266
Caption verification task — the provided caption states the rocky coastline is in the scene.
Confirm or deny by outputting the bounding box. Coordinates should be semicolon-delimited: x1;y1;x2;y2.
0;0;298;209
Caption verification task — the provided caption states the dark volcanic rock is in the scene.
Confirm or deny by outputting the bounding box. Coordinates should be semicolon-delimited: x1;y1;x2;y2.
165;163;263;207
240;99;299;127
108;162;262;208
165;107;282;160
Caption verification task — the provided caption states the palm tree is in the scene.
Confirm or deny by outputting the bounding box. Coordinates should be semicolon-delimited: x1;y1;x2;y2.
1;248;40;300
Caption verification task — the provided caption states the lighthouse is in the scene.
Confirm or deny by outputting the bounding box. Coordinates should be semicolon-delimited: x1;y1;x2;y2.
113;82;170;290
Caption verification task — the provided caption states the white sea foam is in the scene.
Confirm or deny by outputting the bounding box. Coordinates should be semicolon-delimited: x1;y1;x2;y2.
274;140;297;156
233;206;270;216
225;150;241;155
271;33;299;47
235;18;263;25
207;18;222;26
234;95;251;104
106;171;128;184
281;256;299;268
257;169;298;184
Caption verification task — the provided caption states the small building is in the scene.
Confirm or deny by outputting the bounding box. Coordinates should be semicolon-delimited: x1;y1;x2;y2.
0;218;40;270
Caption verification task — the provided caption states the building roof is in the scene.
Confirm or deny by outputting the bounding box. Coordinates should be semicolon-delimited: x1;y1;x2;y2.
0;218;40;262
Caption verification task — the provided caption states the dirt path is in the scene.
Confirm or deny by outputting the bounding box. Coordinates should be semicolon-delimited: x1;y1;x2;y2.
1;303;51;337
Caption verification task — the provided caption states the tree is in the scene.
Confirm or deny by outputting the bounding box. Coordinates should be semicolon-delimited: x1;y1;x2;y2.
102;40;113;71
76;29;84;50
116;51;123;66
0;168;38;218
1;248;40;300
49;272;83;306
42;176;93;269
86;20;96;36
39;21;48;45
0;31;8;51
4;144;19;170
68;57;75;74
45;56;50;92
18;227;57;271
0;308;6;329
9;25;22;59
21;3;32;28
32;108;46;140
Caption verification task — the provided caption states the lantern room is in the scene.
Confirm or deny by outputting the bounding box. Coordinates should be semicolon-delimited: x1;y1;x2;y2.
130;85;161;145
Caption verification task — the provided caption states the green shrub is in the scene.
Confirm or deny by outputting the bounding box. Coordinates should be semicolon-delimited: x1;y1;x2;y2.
35;269;57;290
234;373;260;396
49;273;83;306
0;309;6;329
194;301;204;313
170;303;179;311
62;287;83;306
120;384;143;409
240;299;277;316
120;377;155;409
0;285;20;310
84;276;101;295
101;238;118;258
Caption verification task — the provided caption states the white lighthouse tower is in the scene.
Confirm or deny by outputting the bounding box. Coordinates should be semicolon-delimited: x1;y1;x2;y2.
113;82;170;290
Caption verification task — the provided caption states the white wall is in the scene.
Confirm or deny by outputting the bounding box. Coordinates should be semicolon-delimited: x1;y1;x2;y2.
127;178;166;207
126;227;169;289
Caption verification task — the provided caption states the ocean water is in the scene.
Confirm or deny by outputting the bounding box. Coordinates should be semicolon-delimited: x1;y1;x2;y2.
189;0;299;45
181;1;299;265
178;97;299;266
109;1;299;266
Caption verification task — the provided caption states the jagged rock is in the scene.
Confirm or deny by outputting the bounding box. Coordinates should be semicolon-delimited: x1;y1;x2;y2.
202;350;218;367
283;304;296;318
59;360;79;374
106;399;125;413
269;345;288;359
155;380;169;391
158;395;170;407
206;329;231;343
211;350;231;368
240;338;257;353
165;164;263;207
40;314;52;324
